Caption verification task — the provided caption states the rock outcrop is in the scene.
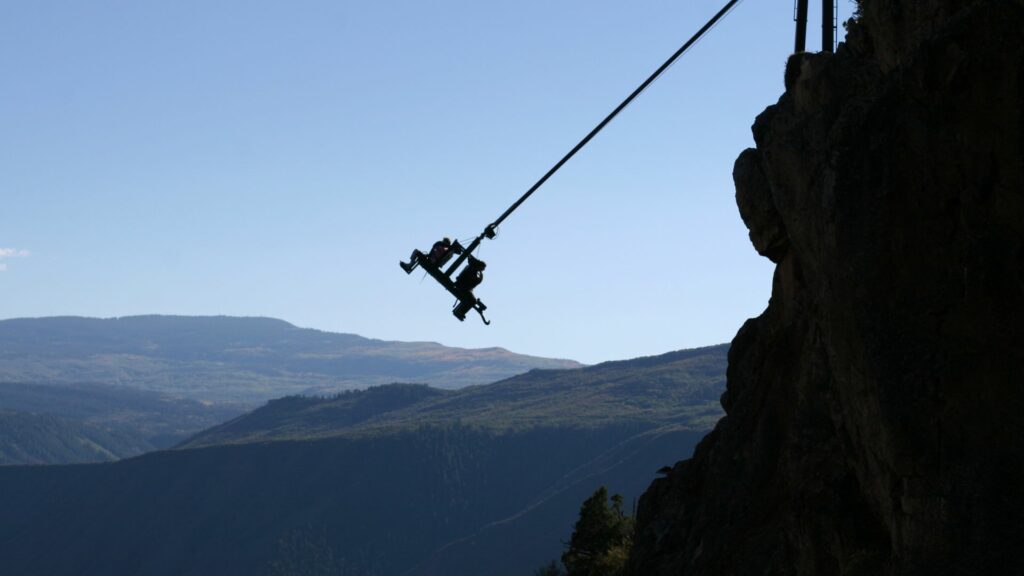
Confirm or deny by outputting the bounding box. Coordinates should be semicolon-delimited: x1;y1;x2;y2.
630;1;1024;574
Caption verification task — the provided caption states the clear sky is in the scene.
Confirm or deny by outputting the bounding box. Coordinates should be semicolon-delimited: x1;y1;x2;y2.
1;0;854;365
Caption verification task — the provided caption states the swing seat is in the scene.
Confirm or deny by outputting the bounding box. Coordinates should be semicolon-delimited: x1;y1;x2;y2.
412;251;490;325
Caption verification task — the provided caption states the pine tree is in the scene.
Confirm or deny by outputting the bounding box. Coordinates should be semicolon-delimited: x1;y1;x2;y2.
561;487;633;576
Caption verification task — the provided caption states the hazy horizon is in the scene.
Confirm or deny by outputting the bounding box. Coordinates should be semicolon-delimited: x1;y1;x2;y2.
0;312;736;364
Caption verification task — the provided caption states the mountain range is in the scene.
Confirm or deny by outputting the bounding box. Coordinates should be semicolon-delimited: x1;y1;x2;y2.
0;315;582;403
0;315;582;464
0;344;727;576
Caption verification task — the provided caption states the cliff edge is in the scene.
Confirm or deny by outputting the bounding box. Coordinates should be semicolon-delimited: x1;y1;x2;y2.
630;1;1024;574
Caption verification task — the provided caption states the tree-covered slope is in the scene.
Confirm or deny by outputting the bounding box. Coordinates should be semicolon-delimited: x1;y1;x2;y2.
0;315;582;403
0;381;244;450
0;345;726;576
182;344;726;447
0;410;153;465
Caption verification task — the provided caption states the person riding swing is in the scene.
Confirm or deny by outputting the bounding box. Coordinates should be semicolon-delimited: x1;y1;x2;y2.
399;235;489;324
452;256;487;322
400;237;463;274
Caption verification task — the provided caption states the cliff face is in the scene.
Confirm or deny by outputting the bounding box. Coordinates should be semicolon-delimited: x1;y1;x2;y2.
630;1;1024;574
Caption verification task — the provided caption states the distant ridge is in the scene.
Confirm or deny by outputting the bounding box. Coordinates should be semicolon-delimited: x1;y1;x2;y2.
0;315;582;403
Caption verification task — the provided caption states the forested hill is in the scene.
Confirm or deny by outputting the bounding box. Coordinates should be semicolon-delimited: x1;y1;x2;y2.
0;345;726;576
0;410;152;465
182;344;726;447
0;315;581;403
0;381;242;463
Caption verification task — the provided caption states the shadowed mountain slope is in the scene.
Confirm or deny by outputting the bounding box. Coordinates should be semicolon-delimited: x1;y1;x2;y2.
0;410;153;465
0;381;243;452
0;345;725;576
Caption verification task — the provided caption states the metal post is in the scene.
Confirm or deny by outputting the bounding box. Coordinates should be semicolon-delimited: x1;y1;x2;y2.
822;0;834;53
794;0;809;52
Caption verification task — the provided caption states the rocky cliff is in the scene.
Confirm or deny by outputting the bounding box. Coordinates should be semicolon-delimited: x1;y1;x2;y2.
630;1;1024;574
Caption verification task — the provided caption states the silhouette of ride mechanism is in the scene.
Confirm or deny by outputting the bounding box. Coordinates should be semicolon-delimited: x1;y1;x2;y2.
400;237;491;325
400;0;747;324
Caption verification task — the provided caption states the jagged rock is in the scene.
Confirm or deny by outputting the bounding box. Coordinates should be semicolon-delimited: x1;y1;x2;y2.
630;1;1024;574
734;148;788;263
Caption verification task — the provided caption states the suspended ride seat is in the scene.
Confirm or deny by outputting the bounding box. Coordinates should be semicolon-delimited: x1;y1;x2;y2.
401;245;490;325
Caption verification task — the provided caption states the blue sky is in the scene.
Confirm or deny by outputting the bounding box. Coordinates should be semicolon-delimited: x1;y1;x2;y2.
1;1;854;364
